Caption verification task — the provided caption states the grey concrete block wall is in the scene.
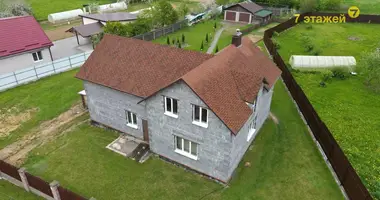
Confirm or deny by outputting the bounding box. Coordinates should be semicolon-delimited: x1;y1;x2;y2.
0;48;52;74
228;84;275;177
145;81;234;182
84;81;146;139
84;79;276;182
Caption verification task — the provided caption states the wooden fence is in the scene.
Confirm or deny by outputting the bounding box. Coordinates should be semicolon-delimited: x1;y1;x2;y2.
133;20;188;41
0;160;89;200
263;12;379;200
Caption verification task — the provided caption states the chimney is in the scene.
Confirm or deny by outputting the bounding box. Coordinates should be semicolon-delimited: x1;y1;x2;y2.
231;29;242;47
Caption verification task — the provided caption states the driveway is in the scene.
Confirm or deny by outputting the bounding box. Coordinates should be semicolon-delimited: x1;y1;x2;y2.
51;36;93;60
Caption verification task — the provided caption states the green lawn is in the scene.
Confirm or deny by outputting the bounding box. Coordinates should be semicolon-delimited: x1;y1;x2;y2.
0;180;42;200
153;20;221;53
21;81;343;200
0;69;83;149
275;22;380;199
26;0;113;21
341;0;380;14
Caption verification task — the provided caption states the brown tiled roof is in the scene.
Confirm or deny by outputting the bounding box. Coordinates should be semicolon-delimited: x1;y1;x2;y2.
76;35;281;134
237;2;263;14
76;34;213;97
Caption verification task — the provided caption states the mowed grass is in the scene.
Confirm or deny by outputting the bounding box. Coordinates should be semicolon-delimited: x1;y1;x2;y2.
153;20;221;53
275;22;380;198
21;81;343;200
341;0;380;14
0;69;83;149
0;180;42;200
26;0;113;21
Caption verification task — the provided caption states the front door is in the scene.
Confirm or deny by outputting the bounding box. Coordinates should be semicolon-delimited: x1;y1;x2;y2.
142;119;149;143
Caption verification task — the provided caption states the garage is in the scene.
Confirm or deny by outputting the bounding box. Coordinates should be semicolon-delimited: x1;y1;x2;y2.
225;11;236;21
239;13;250;23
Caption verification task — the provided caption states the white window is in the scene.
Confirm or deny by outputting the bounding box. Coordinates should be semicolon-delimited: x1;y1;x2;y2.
247;116;257;141
164;96;178;118
32;51;43;62
192;105;208;128
126;110;138;129
175;136;198;160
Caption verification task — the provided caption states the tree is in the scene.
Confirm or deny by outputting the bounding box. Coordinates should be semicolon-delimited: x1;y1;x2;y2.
167;36;170;45
147;0;179;28
0;0;32;17
299;0;318;12
205;33;209;43
178;42;182;48
214;22;217;29
200;41;204;50
182;34;185;43
318;0;341;11
360;51;380;93
177;38;180;46
178;2;190;18
215;45;219;53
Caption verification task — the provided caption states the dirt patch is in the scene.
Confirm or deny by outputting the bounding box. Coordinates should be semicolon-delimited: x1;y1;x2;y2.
0;108;39;137
269;112;279;125
0;104;86;166
348;36;361;41
247;34;263;43
44;21;81;41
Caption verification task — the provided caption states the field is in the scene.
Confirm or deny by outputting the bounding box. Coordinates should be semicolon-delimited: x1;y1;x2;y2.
275;22;380;198
341;0;380;14
26;0;113;21
0;180;42;200
154;20;221;53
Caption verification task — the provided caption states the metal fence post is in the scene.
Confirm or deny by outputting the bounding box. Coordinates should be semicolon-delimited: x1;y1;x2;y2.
68;56;72;67
18;168;30;192
13;72;19;84
50;181;61;200
52;62;56;73
33;66;39;79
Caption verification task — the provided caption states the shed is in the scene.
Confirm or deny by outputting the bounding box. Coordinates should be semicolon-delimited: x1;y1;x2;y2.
224;2;272;24
289;55;356;70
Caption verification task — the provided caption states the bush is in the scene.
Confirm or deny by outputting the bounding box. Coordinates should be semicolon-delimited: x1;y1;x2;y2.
205;33;209;43
200;41;204;50
215;45;219;53
331;67;349;80
319;0;341;11
272;39;281;50
273;31;280;37
167;36;170;45
300;0;318;12
360;51;380;93
301;36;314;52
320;70;333;82
312;48;322;55
182;34;185;43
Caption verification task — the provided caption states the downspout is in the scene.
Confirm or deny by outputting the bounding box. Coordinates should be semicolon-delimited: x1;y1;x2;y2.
48;47;54;61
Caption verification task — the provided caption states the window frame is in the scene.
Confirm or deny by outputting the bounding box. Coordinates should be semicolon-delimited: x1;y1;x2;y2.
164;96;178;118
247;115;257;141
32;51;43;62
126;110;138;129
192;105;208;128
174;136;198;160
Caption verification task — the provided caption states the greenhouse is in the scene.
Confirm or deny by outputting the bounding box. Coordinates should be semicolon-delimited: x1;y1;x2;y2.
48;9;84;24
289;55;356;70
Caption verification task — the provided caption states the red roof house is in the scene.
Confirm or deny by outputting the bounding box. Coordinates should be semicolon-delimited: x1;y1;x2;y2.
0;16;54;74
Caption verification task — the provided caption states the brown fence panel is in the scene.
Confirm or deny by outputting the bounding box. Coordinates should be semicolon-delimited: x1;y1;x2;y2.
0;160;21;181
58;186;87;200
25;172;53;197
263;12;376;200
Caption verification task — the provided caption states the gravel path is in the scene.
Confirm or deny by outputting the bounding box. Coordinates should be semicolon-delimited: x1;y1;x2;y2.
206;27;225;54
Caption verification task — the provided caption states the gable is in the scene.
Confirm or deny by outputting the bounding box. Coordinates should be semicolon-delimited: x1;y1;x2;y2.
225;4;252;13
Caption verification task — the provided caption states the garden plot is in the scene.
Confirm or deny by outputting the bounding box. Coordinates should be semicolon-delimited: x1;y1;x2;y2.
275;22;380;198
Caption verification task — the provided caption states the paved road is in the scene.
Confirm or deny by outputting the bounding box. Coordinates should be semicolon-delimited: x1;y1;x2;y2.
207;27;225;54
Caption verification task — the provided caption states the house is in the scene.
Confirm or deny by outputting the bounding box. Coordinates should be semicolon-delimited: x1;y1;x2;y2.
75;32;281;183
0;16;53;74
224;2;273;24
67;12;138;45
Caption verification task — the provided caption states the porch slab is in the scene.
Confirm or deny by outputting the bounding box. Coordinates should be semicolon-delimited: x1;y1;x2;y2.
106;135;141;157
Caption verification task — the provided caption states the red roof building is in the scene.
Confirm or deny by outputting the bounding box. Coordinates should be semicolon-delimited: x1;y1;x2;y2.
0;16;53;58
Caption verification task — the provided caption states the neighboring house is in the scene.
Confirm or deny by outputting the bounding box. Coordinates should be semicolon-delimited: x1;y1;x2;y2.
224;2;273;24
67;12;138;45
0;16;53;74
76;32;281;183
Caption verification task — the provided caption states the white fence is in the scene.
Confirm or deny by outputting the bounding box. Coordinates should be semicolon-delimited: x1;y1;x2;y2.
0;51;93;92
